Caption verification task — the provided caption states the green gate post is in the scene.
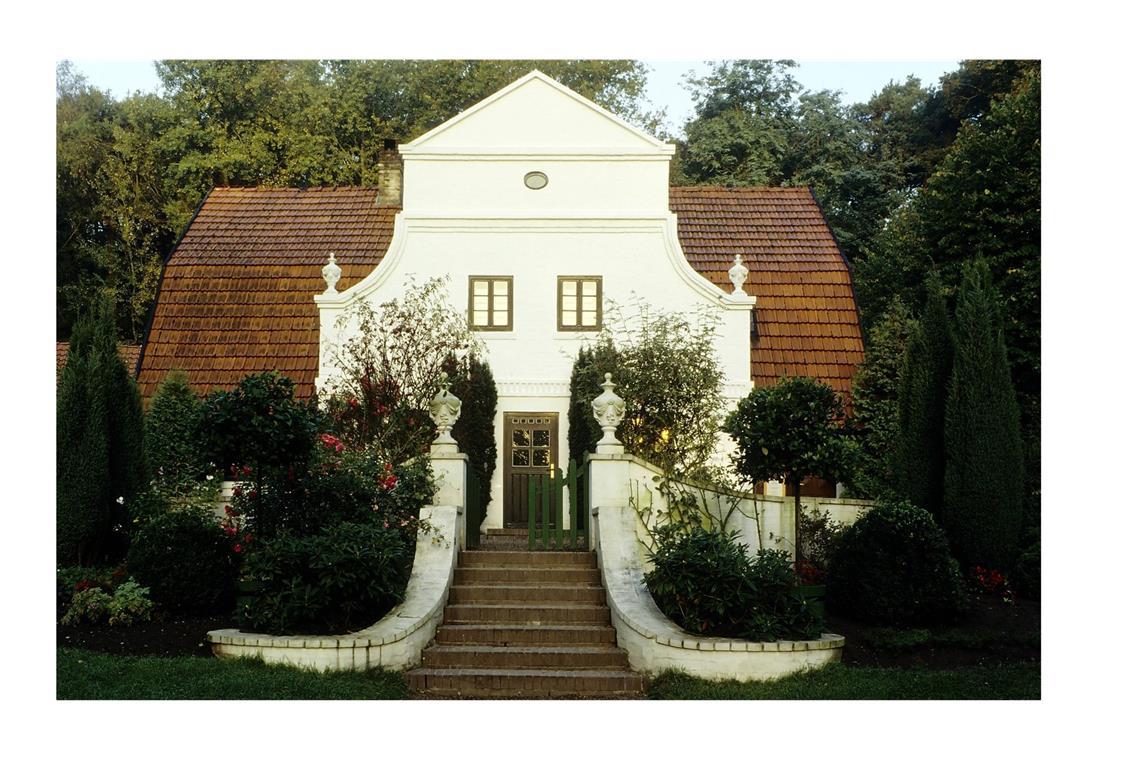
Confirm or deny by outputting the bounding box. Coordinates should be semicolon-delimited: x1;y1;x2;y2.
541;474;550;550
554;467;564;549
567;459;578;548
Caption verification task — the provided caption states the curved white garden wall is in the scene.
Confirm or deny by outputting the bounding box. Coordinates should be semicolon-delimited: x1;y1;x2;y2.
589;453;870;680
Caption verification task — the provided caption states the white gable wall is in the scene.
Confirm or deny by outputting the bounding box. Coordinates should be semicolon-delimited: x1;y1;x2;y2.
316;72;755;529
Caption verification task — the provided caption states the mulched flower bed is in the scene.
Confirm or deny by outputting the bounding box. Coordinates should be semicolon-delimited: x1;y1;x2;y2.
828;596;1040;670
57;614;233;658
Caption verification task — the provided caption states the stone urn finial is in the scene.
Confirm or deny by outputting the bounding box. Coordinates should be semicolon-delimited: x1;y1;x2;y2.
728;253;749;296
428;371;462;448
592;372;626;453
321;253;342;295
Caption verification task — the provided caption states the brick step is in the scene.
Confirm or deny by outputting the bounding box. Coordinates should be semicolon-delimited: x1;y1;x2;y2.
443;603;611;625
459;551;596;568
485;528;528;536
453;566;601;585
434;624;617;646
406;668;646;699
421;645;631;670
449;583;606;604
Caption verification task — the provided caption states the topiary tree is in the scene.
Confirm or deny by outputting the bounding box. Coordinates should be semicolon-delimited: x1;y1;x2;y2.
827;499;969;626
144;370;211;493
849;297;916;499
57;298;148;565
724;376;857;562
894;272;954;522
943;260;1024;570
447;354;497;524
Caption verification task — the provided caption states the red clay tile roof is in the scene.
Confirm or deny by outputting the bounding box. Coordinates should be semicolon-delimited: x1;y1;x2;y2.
57;342;142;384
670;186;864;397
137;186;863;400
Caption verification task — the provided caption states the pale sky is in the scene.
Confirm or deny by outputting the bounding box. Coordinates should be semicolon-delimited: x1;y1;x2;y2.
71;59;960;135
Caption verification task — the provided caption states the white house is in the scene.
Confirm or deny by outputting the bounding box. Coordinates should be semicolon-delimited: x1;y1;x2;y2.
137;70;865;529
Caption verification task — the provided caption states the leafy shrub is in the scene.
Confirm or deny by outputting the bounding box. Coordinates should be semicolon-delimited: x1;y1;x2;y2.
1011;532;1040;600
645;525;823;641
798;507;849;580
56;565;126;609
62;587;114;625
145;370;212;492
320;278;478;463
202;372;320;479
827;501;970;626
229;442;434;541
106;580;155;625
238;522;414;635
568;303;726;472
62;579;154;626
447;355;497;524
126;508;238;615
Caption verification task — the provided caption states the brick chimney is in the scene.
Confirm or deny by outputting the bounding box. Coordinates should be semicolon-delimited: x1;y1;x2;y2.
376;138;403;206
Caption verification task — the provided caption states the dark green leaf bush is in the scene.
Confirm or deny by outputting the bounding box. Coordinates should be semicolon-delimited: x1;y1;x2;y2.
237;522;414;635
827;501;969;626
645;525;823;641
126;508;238;615
1011;530;1040;600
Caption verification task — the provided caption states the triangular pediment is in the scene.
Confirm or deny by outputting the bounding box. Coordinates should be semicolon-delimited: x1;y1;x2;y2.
401;70;672;155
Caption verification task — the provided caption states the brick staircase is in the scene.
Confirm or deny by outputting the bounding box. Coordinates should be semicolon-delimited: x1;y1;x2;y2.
406;528;645;698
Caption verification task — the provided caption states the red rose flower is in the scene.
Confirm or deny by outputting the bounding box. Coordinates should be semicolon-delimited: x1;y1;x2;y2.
233;544;243;554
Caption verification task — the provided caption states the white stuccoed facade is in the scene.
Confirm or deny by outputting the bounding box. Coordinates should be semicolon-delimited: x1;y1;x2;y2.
314;71;756;530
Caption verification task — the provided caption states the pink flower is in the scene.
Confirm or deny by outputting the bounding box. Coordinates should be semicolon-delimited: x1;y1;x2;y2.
318;433;345;453
232;544;243;554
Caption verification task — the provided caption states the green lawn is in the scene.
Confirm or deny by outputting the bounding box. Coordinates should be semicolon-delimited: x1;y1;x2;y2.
57;648;408;700
648;663;1039;700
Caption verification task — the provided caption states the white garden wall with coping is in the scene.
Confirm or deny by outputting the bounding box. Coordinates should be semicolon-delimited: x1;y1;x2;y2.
312;71;756;532
588;451;872;681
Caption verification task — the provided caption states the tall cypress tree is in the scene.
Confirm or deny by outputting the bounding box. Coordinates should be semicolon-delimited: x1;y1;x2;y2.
449;356;498;525
57;299;147;565
894;273;954;522
942;260;1024;569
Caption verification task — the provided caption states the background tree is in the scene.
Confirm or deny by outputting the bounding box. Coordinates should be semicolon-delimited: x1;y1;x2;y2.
57;298;148;565
724;376;857;561
942;261;1024;570
894;274;955;522
848;297;916;499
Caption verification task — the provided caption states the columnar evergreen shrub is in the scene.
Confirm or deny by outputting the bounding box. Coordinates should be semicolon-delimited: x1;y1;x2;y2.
942;260;1024;569
849;298;915;499
827;500;969;626
144;370;211;491
447;355;497;523
126;508;238;615
57;299;148;565
894;274;954;522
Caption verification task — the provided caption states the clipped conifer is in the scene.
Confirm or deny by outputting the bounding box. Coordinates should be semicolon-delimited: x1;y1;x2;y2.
450;355;498;523
57;299;148;564
145;370;210;492
942;260;1024;569
894;273;954;522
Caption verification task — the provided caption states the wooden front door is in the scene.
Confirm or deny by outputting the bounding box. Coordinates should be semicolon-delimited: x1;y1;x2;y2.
503;413;559;526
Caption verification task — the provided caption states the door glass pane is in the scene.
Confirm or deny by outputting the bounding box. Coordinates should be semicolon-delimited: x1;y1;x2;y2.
513;429;530;447
533;430;550;447
533;449;549;466
512;449;530;466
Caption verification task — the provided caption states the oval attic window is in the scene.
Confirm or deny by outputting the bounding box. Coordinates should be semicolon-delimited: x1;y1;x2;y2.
524;171;548;190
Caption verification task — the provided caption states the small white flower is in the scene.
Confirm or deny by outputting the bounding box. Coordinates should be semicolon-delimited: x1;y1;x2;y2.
206;474;215;481
116;496;125;505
